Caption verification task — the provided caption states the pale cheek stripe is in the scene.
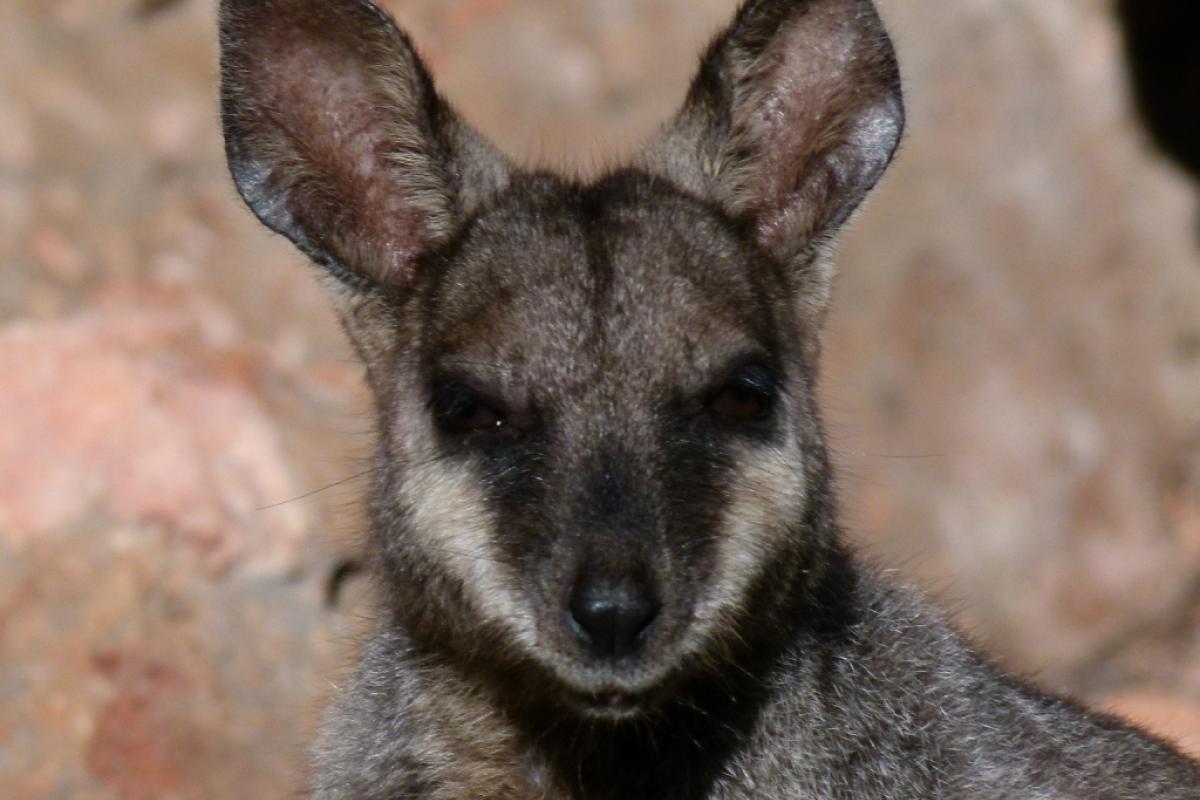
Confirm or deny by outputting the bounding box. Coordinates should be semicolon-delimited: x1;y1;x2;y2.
397;424;540;649
690;432;807;643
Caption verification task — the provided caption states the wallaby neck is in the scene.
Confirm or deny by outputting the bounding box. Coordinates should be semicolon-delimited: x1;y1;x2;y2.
380;517;859;800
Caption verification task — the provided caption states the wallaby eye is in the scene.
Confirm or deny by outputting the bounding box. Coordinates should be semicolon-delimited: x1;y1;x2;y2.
707;366;777;421
431;382;508;435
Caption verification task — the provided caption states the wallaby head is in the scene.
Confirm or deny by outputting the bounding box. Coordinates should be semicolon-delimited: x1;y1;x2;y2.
219;0;903;721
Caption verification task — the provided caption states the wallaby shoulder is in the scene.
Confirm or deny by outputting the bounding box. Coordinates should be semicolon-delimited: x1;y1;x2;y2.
720;570;1200;799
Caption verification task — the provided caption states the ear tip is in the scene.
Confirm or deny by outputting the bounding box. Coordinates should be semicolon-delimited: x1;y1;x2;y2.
217;0;270;30
218;0;409;47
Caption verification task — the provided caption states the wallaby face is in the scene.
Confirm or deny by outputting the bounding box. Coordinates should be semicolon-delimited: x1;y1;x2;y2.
221;0;900;716
380;175;835;715
221;0;1200;797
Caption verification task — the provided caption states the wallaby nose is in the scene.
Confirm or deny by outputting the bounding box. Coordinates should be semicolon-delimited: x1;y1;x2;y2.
568;573;658;659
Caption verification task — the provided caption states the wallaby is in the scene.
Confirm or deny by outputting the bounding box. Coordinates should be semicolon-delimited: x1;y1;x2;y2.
218;0;1200;797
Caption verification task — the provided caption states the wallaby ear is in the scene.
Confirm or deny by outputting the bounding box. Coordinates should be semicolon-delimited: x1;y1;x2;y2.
218;0;511;297
640;0;903;298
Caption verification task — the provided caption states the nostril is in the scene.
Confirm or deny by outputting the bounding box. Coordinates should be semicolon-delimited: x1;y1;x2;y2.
568;574;658;659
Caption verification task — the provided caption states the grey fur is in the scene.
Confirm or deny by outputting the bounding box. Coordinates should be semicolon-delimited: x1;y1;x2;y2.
218;0;1200;797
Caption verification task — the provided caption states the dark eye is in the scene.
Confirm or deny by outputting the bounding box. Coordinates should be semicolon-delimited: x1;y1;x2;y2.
431;382;507;435
707;366;777;421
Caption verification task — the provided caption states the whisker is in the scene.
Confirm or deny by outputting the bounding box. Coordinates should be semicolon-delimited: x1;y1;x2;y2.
256;466;381;510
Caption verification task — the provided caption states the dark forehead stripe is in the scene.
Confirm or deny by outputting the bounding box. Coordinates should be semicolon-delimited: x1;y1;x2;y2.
422;170;785;381
578;172;784;358
420;175;588;351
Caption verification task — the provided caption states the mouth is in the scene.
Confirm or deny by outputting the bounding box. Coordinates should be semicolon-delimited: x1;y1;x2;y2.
570;688;649;720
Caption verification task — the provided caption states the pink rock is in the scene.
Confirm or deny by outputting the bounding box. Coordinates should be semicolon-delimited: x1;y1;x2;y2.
0;291;307;576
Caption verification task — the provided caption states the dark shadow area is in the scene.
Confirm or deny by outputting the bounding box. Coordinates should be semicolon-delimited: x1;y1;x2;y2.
136;0;188;19
1116;2;1200;184
325;556;366;610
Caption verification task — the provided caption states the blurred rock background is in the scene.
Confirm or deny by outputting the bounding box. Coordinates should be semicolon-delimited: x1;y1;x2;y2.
1;0;1198;796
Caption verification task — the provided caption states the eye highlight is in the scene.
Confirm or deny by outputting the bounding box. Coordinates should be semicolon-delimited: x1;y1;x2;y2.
707;365;778;421
431;382;508;435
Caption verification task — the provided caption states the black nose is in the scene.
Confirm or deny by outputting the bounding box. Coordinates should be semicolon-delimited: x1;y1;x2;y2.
568;572;659;659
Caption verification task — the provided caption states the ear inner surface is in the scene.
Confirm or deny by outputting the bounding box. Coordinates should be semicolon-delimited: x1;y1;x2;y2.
219;0;510;292
639;0;904;269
